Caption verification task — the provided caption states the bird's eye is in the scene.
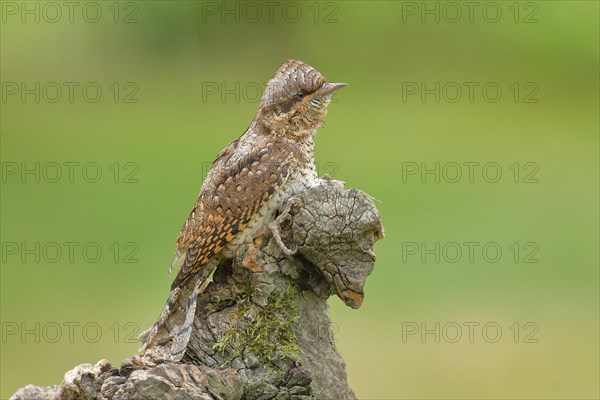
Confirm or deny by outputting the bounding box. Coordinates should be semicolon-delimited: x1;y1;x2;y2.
295;91;306;99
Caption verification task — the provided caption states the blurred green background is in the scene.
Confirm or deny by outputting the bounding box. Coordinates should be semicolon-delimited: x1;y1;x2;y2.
1;1;598;399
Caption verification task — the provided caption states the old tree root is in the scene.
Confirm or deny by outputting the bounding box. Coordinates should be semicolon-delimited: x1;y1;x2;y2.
12;179;384;400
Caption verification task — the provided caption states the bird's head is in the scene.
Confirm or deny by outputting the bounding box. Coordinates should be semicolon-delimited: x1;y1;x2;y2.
256;59;346;138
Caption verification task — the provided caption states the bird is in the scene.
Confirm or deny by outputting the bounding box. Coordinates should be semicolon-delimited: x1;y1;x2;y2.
139;59;346;361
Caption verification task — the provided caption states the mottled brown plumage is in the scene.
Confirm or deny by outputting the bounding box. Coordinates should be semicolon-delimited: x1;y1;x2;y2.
140;59;346;360
170;139;293;289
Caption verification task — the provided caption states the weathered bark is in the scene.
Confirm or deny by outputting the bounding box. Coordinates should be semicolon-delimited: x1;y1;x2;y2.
11;178;384;400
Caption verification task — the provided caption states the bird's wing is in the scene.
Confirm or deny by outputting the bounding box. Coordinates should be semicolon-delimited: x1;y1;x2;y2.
170;139;293;290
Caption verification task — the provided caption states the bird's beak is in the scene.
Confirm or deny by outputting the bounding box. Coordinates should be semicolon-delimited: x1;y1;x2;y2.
316;82;347;97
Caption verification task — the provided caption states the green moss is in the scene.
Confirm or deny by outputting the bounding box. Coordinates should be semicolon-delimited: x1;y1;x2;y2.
213;284;300;373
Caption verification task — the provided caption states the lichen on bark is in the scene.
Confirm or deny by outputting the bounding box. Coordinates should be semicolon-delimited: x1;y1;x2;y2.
212;283;301;375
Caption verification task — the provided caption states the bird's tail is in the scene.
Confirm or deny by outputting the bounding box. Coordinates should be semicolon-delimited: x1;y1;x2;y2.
138;277;208;361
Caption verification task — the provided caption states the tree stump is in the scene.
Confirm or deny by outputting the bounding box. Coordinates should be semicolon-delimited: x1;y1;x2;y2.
11;178;384;400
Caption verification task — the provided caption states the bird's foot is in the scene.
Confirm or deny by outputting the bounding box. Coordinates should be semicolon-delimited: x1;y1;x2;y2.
269;197;301;256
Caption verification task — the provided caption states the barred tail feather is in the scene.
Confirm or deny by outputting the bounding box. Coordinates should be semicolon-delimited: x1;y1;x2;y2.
139;265;217;361
138;285;183;354
170;279;206;360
